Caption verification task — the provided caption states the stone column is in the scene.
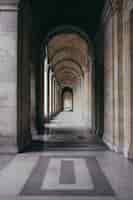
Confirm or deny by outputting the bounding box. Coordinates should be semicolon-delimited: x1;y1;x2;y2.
17;0;33;150
123;9;133;158
0;0;19;152
55;80;57;113
74;84;78;114
89;60;93;130
56;83;59;113
123;19;131;157
52;76;55;114
57;83;61;112
53;78;55;113
49;70;52;116
103;5;114;149
51;75;54;116
129;9;133;158
58;85;61;112
80;78;85;120
83;69;91;127
76;80;82;120
112;6;120;152
117;5;124;153
44;64;48;117
111;0;124;153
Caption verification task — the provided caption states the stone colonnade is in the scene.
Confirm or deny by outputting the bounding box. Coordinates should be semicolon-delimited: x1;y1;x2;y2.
44;59;62;121
0;0;32;152
96;0;133;158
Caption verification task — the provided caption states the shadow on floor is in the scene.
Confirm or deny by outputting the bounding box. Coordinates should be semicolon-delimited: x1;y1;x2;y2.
27;127;108;152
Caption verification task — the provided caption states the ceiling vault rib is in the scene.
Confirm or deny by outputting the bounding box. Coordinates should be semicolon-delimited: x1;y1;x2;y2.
53;58;84;77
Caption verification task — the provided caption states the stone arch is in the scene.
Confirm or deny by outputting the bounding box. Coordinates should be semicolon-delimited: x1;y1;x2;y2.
61;87;73;112
42;25;94;129
55;66;82;81
54;58;84;76
43;25;93;52
50;46;87;67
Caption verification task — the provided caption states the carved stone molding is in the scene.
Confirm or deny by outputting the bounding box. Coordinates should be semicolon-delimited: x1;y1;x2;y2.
0;0;20;10
0;0;20;5
123;0;133;10
102;0;112;24
102;0;123;24
110;0;123;13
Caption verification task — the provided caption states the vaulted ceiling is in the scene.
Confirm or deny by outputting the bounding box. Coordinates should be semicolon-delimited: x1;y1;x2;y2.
48;32;91;87
29;0;105;87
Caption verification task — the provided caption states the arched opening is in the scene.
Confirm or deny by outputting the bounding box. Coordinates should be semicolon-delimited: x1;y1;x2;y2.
62;87;73;112
15;0;99;151
2;1;133;198
38;25;95;146
42;25;94;127
15;0;104;152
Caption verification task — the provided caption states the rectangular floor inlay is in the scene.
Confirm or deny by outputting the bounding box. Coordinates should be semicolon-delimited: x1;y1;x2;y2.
21;156;115;196
41;158;93;190
60;160;75;184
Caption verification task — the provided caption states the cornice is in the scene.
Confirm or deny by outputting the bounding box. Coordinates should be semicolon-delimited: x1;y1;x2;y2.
102;0;123;24
0;0;20;10
110;0;123;12
102;0;112;24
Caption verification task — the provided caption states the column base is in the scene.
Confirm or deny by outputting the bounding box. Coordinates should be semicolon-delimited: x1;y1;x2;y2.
0;136;18;154
103;136;115;151
103;136;124;152
124;146;133;159
103;136;133;159
113;140;123;153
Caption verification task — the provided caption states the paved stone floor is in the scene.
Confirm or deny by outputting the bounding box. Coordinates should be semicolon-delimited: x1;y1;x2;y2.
0;151;133;200
32;112;105;151
0;112;133;200
45;112;86;129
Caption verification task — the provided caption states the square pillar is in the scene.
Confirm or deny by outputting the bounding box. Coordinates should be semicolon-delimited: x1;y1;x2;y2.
0;0;19;152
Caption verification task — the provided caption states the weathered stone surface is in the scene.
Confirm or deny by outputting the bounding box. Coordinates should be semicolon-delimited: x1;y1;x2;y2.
0;0;20;5
103;16;114;146
0;11;17;138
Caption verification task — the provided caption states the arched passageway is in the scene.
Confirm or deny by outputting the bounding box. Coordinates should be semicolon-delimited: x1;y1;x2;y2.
2;0;131;159
62;87;73;112
1;1;133;199
37;26;96;145
0;0;105;153
43;26;94;125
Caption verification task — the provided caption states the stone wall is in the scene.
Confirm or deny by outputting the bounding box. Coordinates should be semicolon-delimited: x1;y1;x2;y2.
122;0;133;158
97;0;133;158
94;29;104;137
17;0;33;151
30;63;36;133
0;2;18;146
0;0;36;152
103;14;114;147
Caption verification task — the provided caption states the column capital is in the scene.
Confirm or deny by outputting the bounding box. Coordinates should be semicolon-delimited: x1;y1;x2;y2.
0;0;20;3
124;146;133;159
110;0;123;13
0;0;20;10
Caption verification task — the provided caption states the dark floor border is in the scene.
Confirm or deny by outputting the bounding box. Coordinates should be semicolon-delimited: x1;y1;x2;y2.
21;156;115;196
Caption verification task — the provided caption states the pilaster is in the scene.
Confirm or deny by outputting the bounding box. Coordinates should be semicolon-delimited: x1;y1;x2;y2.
112;0;124;153
122;0;133;158
0;0;20;153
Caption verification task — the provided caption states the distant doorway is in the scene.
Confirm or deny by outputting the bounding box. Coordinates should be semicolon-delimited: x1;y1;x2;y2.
62;87;73;112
